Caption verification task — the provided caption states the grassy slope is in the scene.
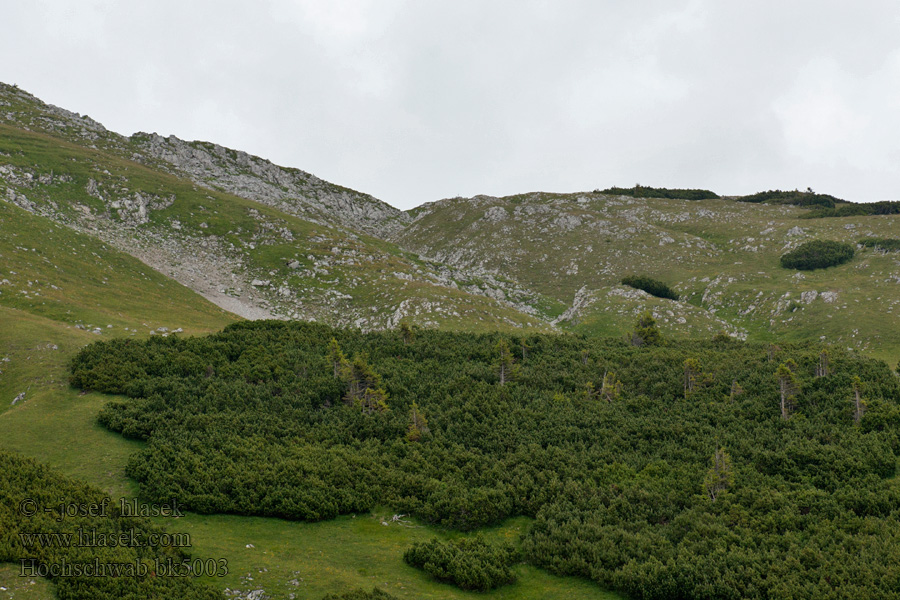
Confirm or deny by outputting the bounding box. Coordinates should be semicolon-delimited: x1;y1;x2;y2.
0;123;546;333
0;199;237;341
395;193;900;362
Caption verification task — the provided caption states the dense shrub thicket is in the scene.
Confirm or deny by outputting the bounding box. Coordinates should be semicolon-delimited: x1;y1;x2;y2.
738;189;845;208
859;237;900;252
801;200;900;218
621;275;679;301
404;537;518;591
595;186;718;200
780;240;855;270
0;452;223;600
70;321;900;600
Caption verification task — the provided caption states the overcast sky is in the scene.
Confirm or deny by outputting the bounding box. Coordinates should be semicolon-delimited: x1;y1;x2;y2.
3;1;900;209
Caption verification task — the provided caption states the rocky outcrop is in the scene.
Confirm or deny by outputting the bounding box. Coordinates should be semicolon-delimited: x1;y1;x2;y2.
129;133;409;238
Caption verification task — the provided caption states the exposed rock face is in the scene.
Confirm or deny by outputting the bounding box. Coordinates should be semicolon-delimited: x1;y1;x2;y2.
482;206;508;222
129;133;409;238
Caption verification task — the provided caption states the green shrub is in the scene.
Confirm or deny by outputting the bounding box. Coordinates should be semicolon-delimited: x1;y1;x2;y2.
801;201;900;219
780;240;855;270
404;537;518;591
596;185;718;200
621;275;679;300
859;237;900;252
739;189;844;208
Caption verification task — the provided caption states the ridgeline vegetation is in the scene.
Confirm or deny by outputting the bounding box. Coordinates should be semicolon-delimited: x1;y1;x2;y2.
738;189;845;209
722;188;899;219
595;186;719;200
67;319;900;599
801;200;900;219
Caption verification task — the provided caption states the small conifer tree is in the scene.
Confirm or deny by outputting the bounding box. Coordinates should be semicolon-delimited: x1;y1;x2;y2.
776;359;800;420
684;358;702;398
631;311;662;346
852;376;867;423
407;402;430;441
704;446;734;501
496;339;517;386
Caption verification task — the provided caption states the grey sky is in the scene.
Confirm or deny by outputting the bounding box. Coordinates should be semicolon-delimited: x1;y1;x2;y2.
3;1;899;209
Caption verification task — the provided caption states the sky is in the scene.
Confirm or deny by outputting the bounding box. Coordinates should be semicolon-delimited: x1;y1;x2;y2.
3;1;900;209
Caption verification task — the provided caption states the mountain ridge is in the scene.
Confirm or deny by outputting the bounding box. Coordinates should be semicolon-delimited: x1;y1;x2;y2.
0;81;407;237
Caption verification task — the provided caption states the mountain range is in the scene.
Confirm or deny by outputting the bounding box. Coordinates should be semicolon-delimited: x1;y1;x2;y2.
2;81;899;364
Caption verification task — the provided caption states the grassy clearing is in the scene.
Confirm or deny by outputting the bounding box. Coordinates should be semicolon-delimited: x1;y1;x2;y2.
179;513;620;600
0;308;142;492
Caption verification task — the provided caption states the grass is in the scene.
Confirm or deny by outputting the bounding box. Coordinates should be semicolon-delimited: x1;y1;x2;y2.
0;308;143;492
0;563;56;600
0;197;238;336
179;513;620;600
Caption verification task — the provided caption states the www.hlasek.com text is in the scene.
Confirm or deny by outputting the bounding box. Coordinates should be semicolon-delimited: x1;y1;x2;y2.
19;528;191;549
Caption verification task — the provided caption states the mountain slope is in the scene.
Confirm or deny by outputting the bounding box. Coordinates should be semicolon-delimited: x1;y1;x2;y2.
0;83;546;333
394;192;900;361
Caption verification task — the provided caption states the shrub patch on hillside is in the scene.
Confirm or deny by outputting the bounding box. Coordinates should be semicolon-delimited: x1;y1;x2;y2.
621;275;679;300
739;189;844;208
859;237;900;252
780;240;855;270
801;201;900;218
